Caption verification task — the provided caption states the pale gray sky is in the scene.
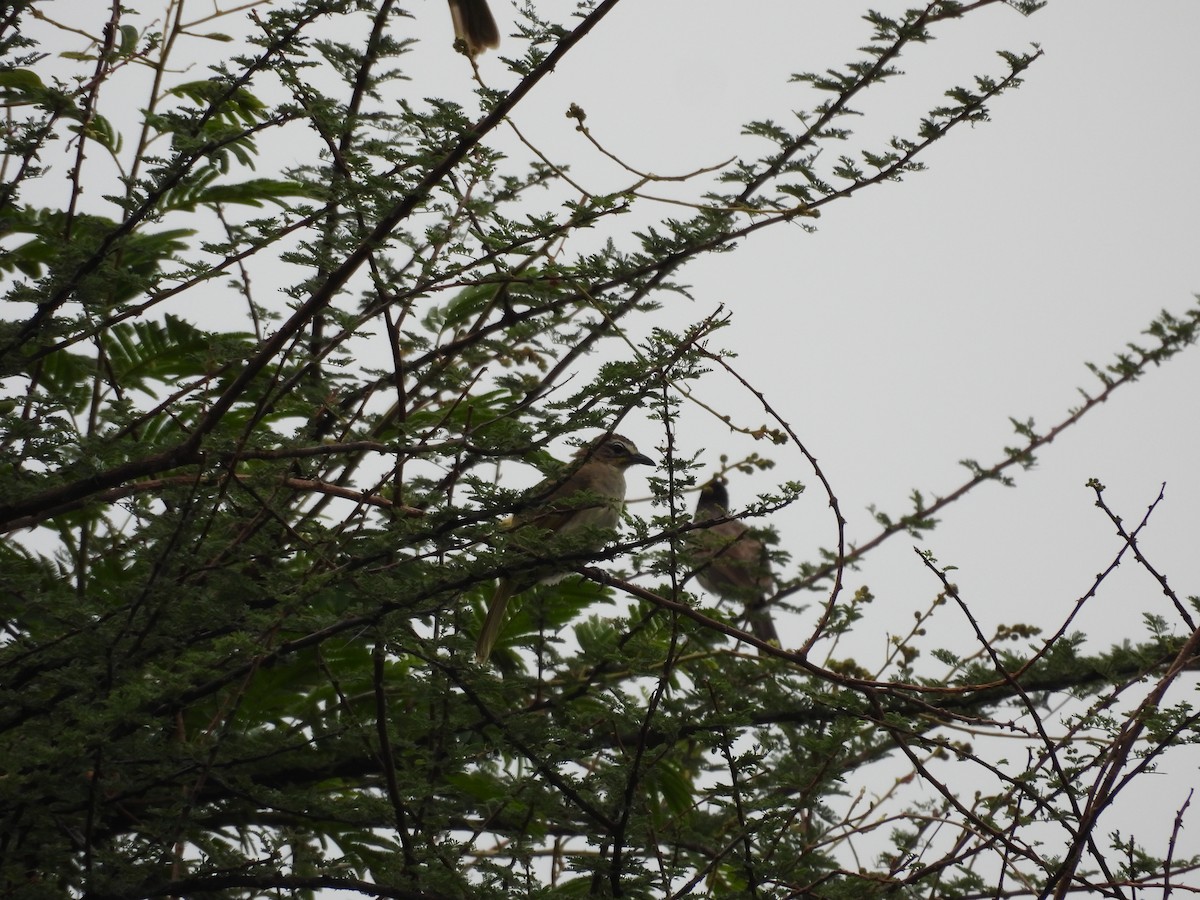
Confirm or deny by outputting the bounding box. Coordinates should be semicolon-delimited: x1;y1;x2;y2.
432;0;1200;651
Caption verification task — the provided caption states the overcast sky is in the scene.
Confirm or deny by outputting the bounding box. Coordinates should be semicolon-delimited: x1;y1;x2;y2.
414;0;1200;655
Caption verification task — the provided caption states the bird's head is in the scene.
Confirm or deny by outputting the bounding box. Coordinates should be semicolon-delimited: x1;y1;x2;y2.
578;433;656;470
697;476;730;512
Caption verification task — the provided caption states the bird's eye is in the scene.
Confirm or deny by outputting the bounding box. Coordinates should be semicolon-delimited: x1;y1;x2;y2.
608;441;629;455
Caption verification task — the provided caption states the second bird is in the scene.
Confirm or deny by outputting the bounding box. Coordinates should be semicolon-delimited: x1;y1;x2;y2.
474;434;655;664
689;477;781;648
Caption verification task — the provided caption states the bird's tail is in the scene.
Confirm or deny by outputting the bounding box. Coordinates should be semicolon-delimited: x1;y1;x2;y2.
475;578;513;664
746;601;781;649
448;0;500;55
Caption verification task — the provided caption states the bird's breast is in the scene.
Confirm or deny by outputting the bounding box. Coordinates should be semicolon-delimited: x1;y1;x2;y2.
558;501;622;535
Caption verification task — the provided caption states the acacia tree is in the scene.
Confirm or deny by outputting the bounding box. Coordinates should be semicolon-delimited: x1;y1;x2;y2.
2;0;1199;897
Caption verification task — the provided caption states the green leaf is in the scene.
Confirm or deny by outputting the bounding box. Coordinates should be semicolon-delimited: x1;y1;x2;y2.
444;771;507;803
186;176;324;210
116;24;140;58
0;69;45;93
167;79;267;125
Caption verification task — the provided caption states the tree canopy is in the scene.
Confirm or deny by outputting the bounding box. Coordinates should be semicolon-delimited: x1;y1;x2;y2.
2;1;1199;897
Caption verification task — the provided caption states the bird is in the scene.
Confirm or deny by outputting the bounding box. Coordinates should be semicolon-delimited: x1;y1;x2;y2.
447;0;500;56
474;433;655;664
688;476;781;648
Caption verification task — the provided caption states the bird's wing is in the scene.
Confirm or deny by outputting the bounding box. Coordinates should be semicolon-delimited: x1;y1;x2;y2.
693;520;773;597
514;462;623;535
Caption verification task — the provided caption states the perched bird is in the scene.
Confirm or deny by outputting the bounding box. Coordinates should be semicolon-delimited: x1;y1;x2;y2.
447;0;500;56
689;476;780;647
474;433;655;664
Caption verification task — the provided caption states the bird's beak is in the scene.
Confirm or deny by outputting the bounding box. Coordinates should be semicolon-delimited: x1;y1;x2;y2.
630;451;655;467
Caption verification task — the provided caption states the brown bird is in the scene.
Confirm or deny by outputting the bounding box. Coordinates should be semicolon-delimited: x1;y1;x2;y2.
447;0;500;56
474;433;655;664
689;476;780;647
